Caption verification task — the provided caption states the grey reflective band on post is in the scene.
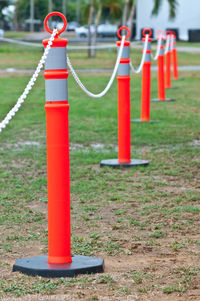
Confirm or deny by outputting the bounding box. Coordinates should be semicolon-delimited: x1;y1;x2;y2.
144;41;151;63
44;40;69;102
169;36;173;52
117;44;130;76
146;41;151;51
45;79;68;101
118;46;130;59
144;53;151;62
45;48;67;70
172;36;176;50
118;63;130;76
159;40;164;55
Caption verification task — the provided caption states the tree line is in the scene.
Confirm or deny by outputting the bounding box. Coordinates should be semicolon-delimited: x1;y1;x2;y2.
1;0;177;32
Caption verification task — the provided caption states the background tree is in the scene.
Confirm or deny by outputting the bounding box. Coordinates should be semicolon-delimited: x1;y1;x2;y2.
14;0;76;30
122;0;177;40
91;0;121;56
152;0;177;19
0;0;10;29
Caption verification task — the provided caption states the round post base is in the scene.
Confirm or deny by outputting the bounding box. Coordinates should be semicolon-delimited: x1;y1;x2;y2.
131;119;161;123
13;255;104;278
151;98;175;102
100;158;149;168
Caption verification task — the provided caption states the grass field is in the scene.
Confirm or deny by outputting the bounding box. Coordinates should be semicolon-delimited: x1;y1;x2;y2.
0;42;200;301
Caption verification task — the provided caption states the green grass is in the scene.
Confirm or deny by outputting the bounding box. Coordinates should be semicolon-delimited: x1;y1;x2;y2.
0;46;200;300
4;31;31;39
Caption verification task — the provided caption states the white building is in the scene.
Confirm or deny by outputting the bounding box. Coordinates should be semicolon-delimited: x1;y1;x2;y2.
136;0;200;41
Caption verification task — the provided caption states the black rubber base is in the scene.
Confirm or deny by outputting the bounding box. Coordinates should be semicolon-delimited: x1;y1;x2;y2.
100;158;149;168
151;98;175;102
132;119;161;123
12;255;104;278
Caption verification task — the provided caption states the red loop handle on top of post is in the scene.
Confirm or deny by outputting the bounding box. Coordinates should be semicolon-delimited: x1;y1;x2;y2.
117;26;130;40
142;28;152;37
44;11;67;36
171;31;176;38
157;29;164;39
166;30;172;36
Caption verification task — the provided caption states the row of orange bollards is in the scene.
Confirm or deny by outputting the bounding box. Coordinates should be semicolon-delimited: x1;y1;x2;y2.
13;13;179;278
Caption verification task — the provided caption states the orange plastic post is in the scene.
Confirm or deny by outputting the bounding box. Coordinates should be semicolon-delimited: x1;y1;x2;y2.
118;75;131;163
157;30;166;100
158;56;165;100
141;28;152;121
165;31;172;88
43;12;72;264
172;32;178;80
116;27;131;163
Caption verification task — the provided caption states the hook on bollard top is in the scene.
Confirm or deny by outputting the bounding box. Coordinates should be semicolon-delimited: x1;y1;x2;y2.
157;29;164;40
171;31;176;38
117;26;130;40
44;11;67;37
166;30;172;37
142;28;152;37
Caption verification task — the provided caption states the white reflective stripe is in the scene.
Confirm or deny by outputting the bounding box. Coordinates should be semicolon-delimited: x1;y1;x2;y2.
45;78;68;101
45;47;67;70
118;63;130;76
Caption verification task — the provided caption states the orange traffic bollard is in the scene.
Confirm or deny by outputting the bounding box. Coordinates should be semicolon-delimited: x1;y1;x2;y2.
140;28;152;121
117;27;131;164
165;30;172;88
100;26;149;168
13;12;104;278
43;12;71;265
151;30;174;102
171;31;179;80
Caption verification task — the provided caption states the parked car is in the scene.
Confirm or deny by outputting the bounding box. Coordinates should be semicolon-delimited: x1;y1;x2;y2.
51;21;65;31
97;24;118;37
75;24;117;38
67;22;79;32
75;25;95;38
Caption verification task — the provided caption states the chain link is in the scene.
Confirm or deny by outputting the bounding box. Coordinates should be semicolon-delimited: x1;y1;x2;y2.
130;34;149;74
67;35;126;98
0;29;57;133
152;35;162;61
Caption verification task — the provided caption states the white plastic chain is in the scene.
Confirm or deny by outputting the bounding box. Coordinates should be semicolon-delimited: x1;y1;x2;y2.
0;29;57;133
152;35;162;61
67;35;126;98
130;34;149;74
